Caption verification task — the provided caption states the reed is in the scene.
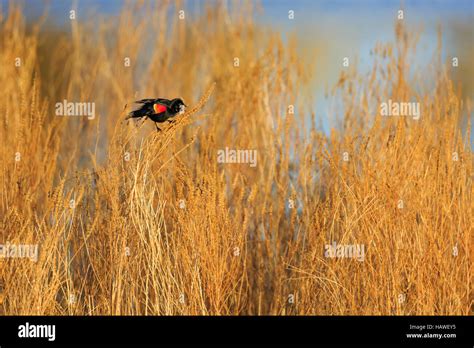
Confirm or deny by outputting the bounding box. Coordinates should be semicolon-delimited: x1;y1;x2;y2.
0;2;471;315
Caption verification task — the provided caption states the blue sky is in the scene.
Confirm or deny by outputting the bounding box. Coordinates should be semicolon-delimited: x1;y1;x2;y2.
3;0;473;23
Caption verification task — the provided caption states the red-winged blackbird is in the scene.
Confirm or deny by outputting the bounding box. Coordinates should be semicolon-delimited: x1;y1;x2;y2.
126;98;186;131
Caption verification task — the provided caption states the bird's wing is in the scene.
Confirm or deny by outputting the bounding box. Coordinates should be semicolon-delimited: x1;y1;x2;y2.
154;98;172;106
135;98;156;104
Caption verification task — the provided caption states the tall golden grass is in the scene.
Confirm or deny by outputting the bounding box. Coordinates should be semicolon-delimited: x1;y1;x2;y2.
0;2;471;315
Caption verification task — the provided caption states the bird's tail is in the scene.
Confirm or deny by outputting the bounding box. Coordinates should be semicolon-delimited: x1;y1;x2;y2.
125;108;148;120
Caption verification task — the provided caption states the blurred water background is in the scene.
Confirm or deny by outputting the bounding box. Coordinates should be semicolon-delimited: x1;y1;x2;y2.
2;0;472;146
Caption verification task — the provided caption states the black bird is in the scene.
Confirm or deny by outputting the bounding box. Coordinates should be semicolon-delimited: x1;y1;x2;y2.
126;98;186;131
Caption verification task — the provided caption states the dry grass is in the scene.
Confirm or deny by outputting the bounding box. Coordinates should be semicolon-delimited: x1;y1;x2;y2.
0;2;472;315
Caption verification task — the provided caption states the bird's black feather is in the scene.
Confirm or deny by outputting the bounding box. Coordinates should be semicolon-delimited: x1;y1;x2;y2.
125;97;186;128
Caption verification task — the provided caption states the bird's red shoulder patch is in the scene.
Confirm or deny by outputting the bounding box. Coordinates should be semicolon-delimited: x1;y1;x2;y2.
153;103;167;114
